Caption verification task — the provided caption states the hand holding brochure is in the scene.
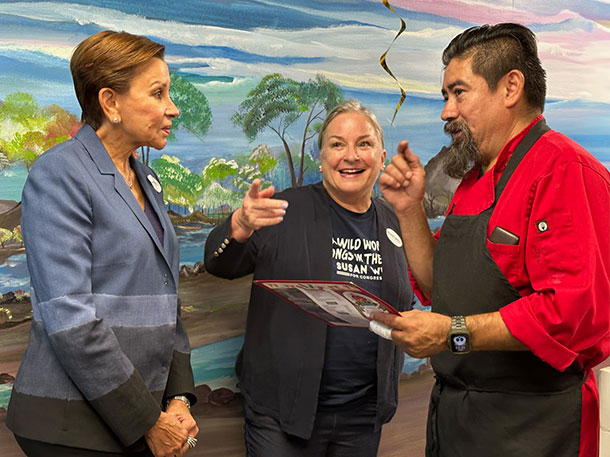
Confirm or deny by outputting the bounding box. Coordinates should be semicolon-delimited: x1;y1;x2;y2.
254;280;400;328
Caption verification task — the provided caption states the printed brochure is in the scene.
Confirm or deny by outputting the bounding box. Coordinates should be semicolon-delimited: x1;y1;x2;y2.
254;279;400;327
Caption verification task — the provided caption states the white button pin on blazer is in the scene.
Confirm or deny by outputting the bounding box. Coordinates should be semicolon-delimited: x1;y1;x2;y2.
147;175;162;193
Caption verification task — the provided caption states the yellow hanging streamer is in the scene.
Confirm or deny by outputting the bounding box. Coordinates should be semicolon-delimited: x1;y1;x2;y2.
380;0;407;124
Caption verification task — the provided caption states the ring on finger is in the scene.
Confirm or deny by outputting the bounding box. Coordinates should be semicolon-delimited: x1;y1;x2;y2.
186;436;198;448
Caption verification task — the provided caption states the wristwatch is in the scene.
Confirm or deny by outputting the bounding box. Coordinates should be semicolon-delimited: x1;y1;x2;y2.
447;315;471;354
165;394;191;410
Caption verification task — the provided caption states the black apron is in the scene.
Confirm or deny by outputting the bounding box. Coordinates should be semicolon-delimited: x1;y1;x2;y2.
427;120;585;457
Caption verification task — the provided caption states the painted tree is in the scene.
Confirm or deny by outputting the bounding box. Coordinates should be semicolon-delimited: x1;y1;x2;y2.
201;157;239;189
12;227;23;247
150;155;204;212
0;151;9;172
0;93;79;170
138;72;213;166
199;158;239;214
170;72;213;142
294;75;343;185
199;182;242;220
249;144;277;176
232;73;342;187
3;131;47;170
44;104;81;139
199;147;278;215
0;92;48;131
0;228;12;248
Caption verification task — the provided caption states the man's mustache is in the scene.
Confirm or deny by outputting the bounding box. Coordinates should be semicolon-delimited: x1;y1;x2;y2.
444;120;467;136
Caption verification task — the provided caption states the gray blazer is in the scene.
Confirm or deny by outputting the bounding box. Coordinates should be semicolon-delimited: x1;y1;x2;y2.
7;125;195;453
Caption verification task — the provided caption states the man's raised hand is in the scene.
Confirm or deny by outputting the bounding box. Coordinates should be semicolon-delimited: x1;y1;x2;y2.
379;141;427;214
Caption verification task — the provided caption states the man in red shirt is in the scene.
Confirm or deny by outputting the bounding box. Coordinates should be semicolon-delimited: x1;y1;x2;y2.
373;23;609;457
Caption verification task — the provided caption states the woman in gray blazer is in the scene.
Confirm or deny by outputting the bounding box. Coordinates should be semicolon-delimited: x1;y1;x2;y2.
7;31;198;457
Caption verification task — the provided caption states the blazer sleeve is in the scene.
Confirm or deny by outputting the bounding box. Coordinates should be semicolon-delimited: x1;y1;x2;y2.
22;153;161;446
204;211;259;279
163;305;197;405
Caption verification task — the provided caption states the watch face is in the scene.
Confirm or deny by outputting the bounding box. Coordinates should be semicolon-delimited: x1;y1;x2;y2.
450;334;470;353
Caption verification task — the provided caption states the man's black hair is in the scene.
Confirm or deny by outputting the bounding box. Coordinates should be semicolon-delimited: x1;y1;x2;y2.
442;23;546;112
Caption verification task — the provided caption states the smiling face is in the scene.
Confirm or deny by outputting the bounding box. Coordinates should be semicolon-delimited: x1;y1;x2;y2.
320;111;386;212
114;57;178;151
441;56;507;172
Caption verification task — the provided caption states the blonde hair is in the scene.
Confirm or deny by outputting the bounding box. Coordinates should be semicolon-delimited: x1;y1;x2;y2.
318;99;384;150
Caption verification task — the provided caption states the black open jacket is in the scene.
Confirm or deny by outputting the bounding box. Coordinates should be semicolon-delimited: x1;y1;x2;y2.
204;181;413;439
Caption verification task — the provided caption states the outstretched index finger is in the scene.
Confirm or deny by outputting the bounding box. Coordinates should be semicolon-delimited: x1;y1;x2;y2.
247;179;261;199
398;141;423;171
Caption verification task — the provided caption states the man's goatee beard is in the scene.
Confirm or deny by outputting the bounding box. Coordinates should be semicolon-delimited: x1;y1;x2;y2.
442;120;482;179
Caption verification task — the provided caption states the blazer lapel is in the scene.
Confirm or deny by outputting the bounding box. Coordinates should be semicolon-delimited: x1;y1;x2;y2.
76;126;174;273
132;158;177;275
308;183;333;279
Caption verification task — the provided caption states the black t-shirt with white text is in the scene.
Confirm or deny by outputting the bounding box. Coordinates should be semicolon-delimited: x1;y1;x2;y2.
317;197;382;411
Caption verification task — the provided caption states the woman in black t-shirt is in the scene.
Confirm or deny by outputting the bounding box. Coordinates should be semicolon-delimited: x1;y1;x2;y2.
204;100;413;457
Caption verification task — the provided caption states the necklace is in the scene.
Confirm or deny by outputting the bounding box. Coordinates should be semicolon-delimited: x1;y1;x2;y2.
127;168;134;189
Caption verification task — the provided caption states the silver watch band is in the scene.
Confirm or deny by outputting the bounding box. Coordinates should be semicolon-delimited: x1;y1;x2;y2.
165;394;191;410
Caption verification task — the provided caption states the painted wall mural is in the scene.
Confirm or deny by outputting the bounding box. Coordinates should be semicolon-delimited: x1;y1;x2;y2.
0;1;608;455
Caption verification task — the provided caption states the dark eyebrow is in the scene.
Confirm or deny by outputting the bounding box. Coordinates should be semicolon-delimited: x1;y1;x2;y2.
442;79;469;97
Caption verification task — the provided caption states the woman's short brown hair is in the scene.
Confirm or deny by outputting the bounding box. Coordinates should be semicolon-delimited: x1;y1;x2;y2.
70;30;165;130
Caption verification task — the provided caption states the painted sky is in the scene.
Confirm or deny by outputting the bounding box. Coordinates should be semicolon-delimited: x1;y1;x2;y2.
0;0;609;103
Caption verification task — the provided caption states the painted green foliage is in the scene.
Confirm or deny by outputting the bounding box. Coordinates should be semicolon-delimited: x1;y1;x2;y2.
248;143;277;176
0;227;22;248
151;151;278;214
232;73;343;187
151;73;282;213
152;72;341;212
0;92;80;170
199;149;276;212
151;155;204;210
201;158;239;189
169;72;213;143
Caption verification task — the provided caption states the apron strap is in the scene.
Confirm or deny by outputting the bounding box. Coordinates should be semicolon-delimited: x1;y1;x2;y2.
494;119;550;202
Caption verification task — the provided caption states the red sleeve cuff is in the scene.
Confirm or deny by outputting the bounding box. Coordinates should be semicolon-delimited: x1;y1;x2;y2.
408;267;431;307
499;299;578;371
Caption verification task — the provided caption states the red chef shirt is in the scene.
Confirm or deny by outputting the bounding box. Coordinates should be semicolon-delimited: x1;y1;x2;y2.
415;115;610;456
